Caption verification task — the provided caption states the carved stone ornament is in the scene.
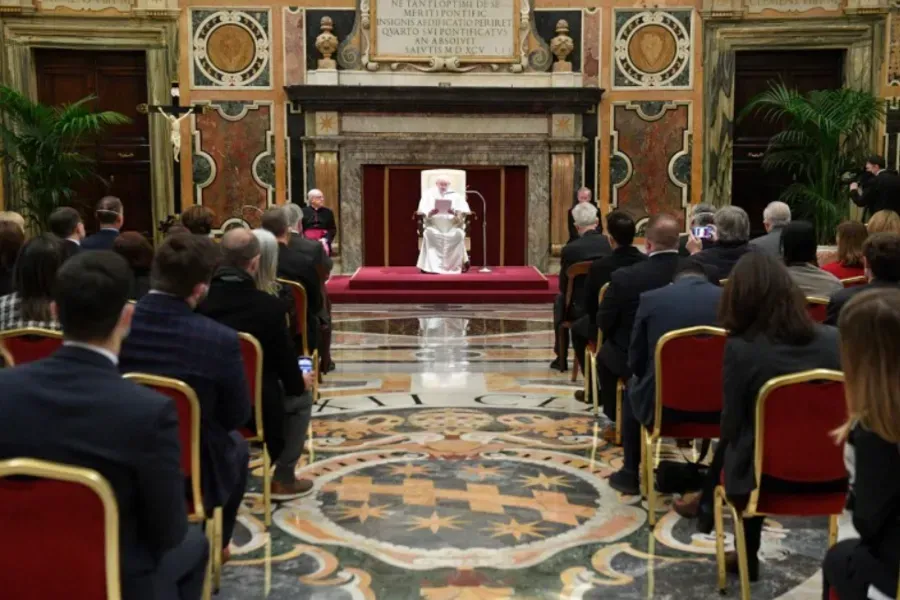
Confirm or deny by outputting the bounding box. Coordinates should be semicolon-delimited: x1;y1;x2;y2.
549;19;574;73
316;16;340;70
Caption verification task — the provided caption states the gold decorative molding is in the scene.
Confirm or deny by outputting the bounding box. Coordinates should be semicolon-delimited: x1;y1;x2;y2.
550;153;575;256
0;0;177;17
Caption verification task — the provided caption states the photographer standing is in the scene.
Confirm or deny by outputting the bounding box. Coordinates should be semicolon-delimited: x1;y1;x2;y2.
850;155;900;220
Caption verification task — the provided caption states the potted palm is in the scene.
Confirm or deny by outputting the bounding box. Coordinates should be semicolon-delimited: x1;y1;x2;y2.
740;83;883;243
0;85;130;231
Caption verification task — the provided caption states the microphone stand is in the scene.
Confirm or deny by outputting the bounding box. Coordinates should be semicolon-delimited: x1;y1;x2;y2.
465;189;491;273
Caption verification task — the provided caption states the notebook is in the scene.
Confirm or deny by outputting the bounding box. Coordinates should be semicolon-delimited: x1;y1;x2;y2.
435;199;452;214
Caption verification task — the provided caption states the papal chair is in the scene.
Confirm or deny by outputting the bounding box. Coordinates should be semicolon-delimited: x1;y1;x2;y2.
806;296;829;323
0;458;121;599
644;326;727;525
0;327;62;365
558;260;593;381
278;278;319;463
840;275;868;288
414;168;474;259
123;373;213;599
236;332;272;531
714;370;847;600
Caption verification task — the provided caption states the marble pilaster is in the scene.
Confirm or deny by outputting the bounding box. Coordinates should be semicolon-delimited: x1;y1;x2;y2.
550;153;575;256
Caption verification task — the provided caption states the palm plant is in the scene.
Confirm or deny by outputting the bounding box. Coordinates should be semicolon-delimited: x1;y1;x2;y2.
740;83;883;243
0;85;130;231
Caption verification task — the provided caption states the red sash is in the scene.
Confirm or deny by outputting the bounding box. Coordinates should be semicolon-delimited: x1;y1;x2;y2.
304;229;327;241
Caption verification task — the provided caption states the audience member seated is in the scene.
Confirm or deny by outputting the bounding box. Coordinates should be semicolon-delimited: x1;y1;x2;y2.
261;208;322;355
0;251;209;600
826;233;900;326
823;289;900;600
302;189;337;254
199;228;316;496
567;187;599;244
822;221;868;280
606;262;723;495
285;202;334;372
0;234;63;332
181;205;216;237
677;252;840;582
781;220;842;297
0;221;24;296
48;206;85;261
688;206;753;280
552;203;611;371
749;201;791;256
113;232;155;301
119;234;251;551
166;223;190;238
571;210;646;401
251;228;300;347
595;214;705;440
82;196;124;251
866;209;900;235
679;203;716;257
0;211;26;233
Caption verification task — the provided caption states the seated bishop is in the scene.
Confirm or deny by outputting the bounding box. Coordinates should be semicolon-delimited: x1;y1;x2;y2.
416;173;471;274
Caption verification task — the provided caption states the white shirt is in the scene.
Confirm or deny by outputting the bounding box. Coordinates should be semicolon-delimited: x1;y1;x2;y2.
63;341;119;366
648;249;679;258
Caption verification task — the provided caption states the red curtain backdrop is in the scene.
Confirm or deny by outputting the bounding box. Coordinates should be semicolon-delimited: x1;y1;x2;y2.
361;166;527;268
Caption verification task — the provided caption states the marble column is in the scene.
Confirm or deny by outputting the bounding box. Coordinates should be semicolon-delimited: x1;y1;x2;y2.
314;148;340;253
550;152;575;257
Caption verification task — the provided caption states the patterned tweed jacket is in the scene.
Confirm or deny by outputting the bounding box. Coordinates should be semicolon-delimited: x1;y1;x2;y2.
0;292;60;332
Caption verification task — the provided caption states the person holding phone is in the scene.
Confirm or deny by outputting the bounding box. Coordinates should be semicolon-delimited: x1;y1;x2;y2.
686;206;754;281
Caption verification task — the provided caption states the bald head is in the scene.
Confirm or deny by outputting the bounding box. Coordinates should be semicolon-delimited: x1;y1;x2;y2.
221;227;261;272
646;214;681;252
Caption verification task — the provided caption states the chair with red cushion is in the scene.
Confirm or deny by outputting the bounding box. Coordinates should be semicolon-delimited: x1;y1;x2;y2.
714;370;847;600
0;458;121;599
236;332;272;531
643;326;728;525
807;297;829;323
123;374;213;598
559;261;593;382
0;343;13;368
0;328;62;365
840;276;868;289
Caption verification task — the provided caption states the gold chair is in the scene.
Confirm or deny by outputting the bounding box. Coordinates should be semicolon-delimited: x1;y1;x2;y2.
806;296;829;323
0;343;13;368
839;275;867;288
0;327;63;365
0;458;121;599
123;373;213;599
278;278;320;464
235;332;272;530
558;260;593;382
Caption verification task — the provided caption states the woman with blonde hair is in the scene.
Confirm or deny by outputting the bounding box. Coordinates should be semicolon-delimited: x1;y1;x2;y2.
822;289;900;600
866;210;900;235
822;221;867;280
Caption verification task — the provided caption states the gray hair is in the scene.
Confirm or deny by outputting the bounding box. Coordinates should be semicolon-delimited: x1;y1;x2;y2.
284;203;304;230
252;228;280;296
762;201;791;227
690;203;716;226
572;202;599;229
714;206;751;243
307;188;323;200
692;212;716;228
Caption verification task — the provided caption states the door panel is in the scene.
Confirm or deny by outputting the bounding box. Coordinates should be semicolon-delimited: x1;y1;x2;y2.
34;49;153;236
732;50;844;235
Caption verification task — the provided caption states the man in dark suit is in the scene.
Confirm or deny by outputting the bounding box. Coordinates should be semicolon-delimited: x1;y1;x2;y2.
596;214;710;442
120;234;250;550
199;228;316;497
571;210;645;400
552;202;611;371
567;187;599;243
48;206;84;261
607;262;723;495
82;196;124;251
302;189;337;254
687;205;753;281
261;207;323;355
0;251;208;600
850;155;900;219
826;232;900;325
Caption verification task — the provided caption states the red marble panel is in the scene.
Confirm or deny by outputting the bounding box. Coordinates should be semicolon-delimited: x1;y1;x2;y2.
611;103;689;228
195;104;271;227
284;8;305;87
583;8;600;88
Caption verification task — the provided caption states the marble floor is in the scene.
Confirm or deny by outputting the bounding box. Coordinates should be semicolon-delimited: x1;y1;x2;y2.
221;304;840;600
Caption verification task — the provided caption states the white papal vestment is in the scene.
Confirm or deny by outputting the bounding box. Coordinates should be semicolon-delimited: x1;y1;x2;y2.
415;189;471;274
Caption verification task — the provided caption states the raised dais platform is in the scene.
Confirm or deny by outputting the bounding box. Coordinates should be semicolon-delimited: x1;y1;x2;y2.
327;266;558;304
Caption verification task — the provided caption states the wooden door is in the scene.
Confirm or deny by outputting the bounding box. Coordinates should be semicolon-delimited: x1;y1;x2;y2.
34;50;153;236
732;50;844;235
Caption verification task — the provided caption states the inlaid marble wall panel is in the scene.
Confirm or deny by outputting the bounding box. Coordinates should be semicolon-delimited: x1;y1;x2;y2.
283;8;305;87
582;8;600;87
192;101;275;229
610;101;691;231
189;8;272;89
612;8;693;90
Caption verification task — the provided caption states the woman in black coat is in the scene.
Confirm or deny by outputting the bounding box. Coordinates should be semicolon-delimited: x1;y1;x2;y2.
823;289;900;600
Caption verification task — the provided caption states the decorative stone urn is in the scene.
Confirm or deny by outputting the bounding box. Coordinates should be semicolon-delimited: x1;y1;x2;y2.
315;16;339;70
549;19;574;73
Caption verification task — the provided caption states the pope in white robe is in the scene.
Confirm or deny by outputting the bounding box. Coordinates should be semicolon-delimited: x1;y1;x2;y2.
416;177;471;274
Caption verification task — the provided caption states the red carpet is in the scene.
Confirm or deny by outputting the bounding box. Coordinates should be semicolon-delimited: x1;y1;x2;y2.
327;266;558;304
